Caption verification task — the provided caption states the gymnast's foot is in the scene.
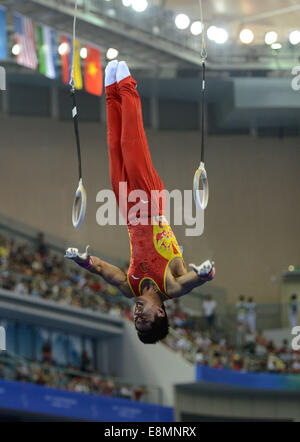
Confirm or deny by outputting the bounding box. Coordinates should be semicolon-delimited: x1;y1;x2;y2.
117;61;131;83
105;60;119;87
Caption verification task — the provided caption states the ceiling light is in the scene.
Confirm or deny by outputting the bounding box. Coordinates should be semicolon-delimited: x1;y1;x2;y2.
265;31;277;45
107;8;116;17
175;14;190;30
106;48;119;60
132;0;148;13
239;29;254;44
152;26;160;35
190;21;203;36
289;30;300;45
271;42;282;50
214;27;228;44
12;44;21;56
80;47;88;59
58;42;69;56
207;26;217;41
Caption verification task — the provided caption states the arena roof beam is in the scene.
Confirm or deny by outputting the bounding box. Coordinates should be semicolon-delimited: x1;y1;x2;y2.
235;4;300;23
3;0;299;71
8;0;196;68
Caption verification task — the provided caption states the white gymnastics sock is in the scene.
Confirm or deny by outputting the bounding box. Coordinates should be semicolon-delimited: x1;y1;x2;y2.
105;60;119;87
116;61;131;83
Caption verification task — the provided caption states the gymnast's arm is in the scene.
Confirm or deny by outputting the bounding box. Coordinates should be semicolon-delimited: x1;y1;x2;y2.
65;246;133;298
168;260;215;298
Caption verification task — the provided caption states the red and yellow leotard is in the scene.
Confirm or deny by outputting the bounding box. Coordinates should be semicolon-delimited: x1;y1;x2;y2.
127;215;183;298
105;75;183;298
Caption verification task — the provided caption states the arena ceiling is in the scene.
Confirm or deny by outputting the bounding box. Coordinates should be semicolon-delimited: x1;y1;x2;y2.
165;0;300;71
166;0;300;44
2;0;300;74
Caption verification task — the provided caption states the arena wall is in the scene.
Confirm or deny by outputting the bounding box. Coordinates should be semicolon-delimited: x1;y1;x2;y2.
1;113;299;303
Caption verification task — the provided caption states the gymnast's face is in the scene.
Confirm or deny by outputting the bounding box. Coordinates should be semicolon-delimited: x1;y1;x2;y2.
134;298;163;332
134;299;155;331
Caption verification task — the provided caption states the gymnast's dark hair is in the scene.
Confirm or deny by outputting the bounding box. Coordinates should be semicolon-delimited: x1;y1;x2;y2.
136;304;169;344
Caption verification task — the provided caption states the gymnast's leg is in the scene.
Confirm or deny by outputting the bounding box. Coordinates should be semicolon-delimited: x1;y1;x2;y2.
105;61;127;215
117;61;165;219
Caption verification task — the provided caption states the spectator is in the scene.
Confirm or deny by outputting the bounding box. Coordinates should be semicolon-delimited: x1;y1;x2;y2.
267;352;284;374
256;330;268;348
0;239;9;268
194;331;205;348
36;232;48;257
231;353;244;371
14;279;29;296
195;347;205;365
235;295;248;348
102;379;115;396
202;332;212;350
278;339;292;366
73;378;90;394
177;333;192;354
236;295;247;326
133;385;146;402
32;253;43;274
279;339;289;354
246;297;256;333
91;371;102;393
236;321;246;349
42;340;52;364
172;305;186;329
119;384;133;400
81;349;92;373
291;354;300;374
289;294;298;329
266;340;275;353
267;352;276;373
202;295;217;330
34;368;46;385
15;363;30;382
243;330;256;355
1;273;17;291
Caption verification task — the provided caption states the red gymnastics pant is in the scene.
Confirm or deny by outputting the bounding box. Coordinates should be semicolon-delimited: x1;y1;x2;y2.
105;76;165;222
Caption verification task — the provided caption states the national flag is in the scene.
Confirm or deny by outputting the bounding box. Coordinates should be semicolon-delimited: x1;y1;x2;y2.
60;35;82;89
60;35;71;85
13;13;38;70
37;24;57;79
72;39;83;90
84;44;103;96
0;6;7;60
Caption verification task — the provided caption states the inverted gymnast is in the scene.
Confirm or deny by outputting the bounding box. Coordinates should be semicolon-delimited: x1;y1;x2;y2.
66;61;215;344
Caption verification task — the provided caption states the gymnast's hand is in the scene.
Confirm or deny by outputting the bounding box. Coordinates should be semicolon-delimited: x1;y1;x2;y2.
65;245;92;268
189;260;215;281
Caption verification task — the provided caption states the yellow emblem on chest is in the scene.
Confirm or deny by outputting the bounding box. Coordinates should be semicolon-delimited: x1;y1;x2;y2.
153;216;182;261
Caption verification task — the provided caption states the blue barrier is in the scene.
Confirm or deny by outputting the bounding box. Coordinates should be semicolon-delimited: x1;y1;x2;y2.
196;365;300;391
0;379;174;422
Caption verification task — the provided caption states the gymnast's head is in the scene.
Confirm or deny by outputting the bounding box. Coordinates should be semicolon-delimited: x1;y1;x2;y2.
133;280;169;344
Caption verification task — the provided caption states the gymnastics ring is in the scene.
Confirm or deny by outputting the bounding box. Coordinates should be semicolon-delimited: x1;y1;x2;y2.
193;162;209;210
72;178;87;228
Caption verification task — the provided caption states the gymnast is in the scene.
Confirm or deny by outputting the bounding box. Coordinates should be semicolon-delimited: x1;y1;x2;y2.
65;61;215;344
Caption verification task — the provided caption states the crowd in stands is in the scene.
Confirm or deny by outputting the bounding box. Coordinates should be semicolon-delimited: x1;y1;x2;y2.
0;233;132;319
0;342;149;402
0;231;300;381
164;301;300;374
195;332;300;374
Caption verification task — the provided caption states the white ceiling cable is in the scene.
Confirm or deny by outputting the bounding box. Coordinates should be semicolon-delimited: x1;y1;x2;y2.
198;0;207;61
69;0;78;92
